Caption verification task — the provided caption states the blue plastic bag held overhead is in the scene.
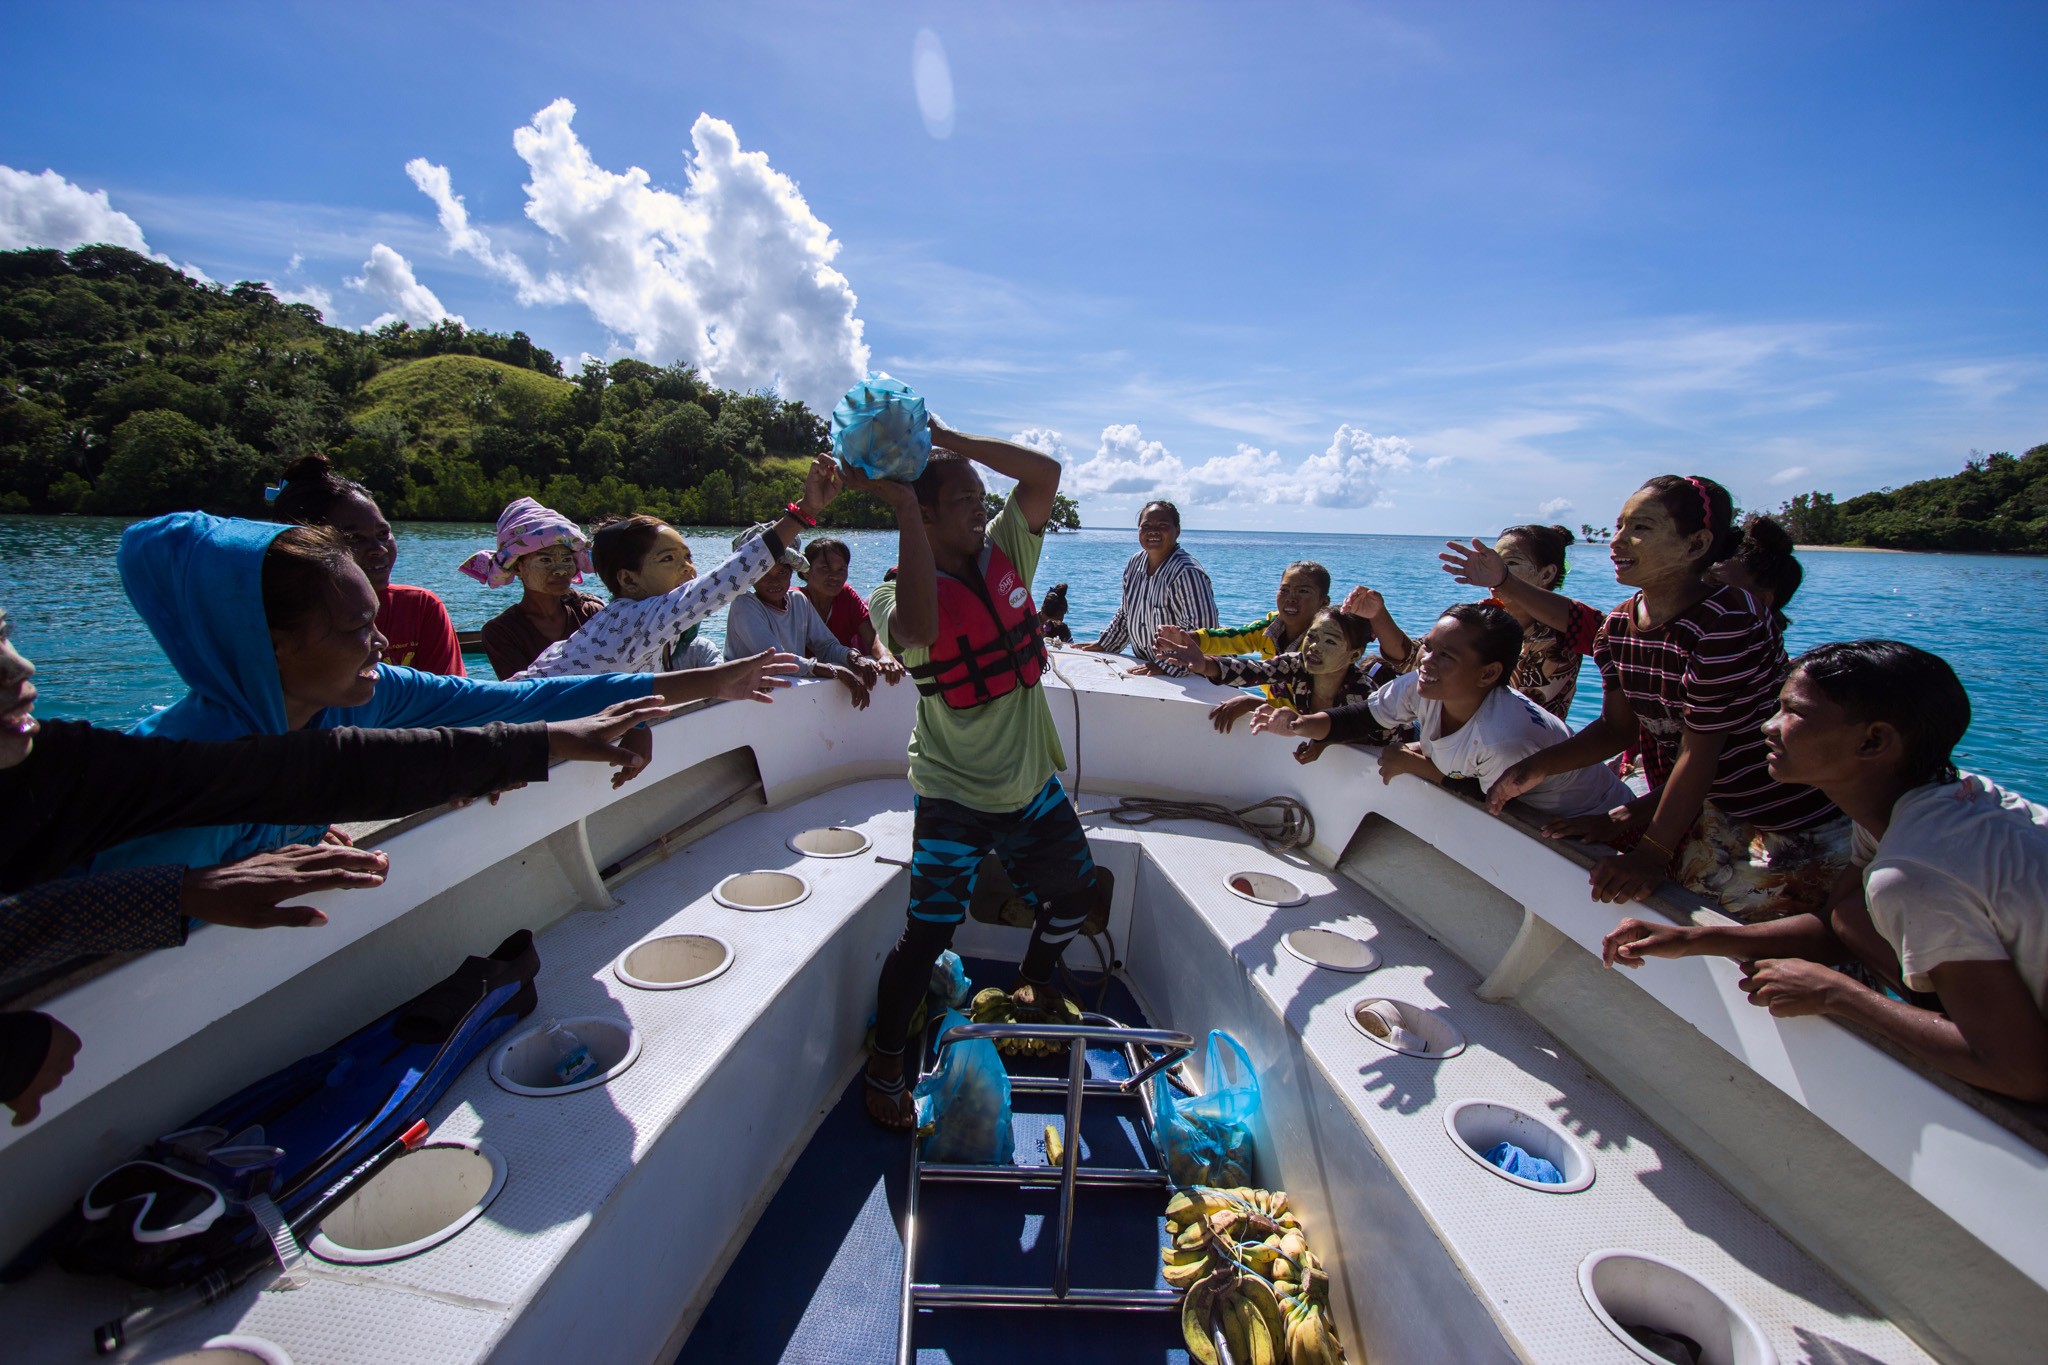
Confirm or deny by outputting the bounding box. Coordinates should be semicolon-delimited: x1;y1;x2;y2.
914;1008;1015;1165
831;374;931;483
1152;1030;1261;1188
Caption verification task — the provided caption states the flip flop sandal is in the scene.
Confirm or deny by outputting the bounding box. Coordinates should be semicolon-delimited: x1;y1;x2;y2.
862;1066;915;1132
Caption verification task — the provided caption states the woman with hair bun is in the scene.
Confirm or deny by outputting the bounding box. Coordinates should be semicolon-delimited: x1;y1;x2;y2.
1439;522;1601;720
1487;475;1848;920
271;455;465;676
1707;515;1803;633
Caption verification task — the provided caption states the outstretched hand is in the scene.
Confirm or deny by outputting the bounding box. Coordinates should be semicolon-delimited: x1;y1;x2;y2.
1737;958;1849;1017
713;650;803;702
800;451;844;514
1342;585;1387;620
1440;538;1509;591
1484;757;1545;813
1208;695;1259;733
182;844;392;930
826;664;874;711
547;696;676;786
1247;704;1305;739
1600;916;1697;969
1149;626;1206;671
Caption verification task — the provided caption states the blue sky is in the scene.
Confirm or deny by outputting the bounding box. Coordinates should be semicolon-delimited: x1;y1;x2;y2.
2;1;2043;533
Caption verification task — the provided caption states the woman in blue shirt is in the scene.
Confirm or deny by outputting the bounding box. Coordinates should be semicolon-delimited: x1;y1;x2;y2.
93;513;797;873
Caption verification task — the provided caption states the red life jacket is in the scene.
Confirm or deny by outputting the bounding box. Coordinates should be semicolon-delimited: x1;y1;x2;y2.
907;542;1047;709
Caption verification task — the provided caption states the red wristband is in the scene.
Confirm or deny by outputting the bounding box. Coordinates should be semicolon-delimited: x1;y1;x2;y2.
785;500;817;528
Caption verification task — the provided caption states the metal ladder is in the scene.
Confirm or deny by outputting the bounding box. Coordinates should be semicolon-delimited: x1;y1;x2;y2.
895;1012;1196;1364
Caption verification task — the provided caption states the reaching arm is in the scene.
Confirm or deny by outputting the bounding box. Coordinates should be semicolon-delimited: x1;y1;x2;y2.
1737;957;2048;1102
1486;678;1635;812
1342;588;1414;668
929;419;1062;534
1440;539;1585;636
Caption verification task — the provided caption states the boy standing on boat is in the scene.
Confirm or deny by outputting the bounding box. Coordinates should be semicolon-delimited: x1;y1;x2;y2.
846;421;1094;1130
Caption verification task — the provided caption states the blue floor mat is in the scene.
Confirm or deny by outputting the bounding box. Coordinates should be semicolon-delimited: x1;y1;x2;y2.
674;959;1191;1365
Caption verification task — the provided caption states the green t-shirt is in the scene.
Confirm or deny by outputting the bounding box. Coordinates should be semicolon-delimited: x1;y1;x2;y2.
870;492;1068;813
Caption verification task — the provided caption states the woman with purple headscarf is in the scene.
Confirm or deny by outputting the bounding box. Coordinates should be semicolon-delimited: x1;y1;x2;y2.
462;499;604;680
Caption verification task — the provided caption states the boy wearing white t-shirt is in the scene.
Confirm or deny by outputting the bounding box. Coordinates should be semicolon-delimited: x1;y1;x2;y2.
1601;640;2048;1102
1250;602;1634;820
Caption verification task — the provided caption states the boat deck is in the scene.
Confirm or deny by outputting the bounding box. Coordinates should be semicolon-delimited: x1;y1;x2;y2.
0;768;1954;1362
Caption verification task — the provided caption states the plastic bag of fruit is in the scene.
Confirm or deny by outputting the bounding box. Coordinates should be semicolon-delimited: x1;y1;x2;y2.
1153;1030;1261;1187
914;1008;1015;1164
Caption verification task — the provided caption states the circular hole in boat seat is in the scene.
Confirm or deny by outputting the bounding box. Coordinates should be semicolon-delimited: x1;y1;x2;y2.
713;870;810;911
309;1141;505;1265
1224;870;1306;907
490;1015;641;1096
787;826;871;858
1348;997;1464;1058
1442;1099;1595;1193
144;1340;293;1365
1579;1249;1777;1365
1282;927;1380;973
614;934;734;991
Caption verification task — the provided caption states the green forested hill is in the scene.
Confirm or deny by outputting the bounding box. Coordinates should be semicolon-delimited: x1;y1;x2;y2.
1778;444;2048;553
0;243;901;527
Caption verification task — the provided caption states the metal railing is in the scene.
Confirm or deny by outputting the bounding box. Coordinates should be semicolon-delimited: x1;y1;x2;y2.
896;1014;1195;1364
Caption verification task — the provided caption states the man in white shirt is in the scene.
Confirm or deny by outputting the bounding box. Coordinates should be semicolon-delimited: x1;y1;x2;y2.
1600;640;2048;1101
1250;603;1635;820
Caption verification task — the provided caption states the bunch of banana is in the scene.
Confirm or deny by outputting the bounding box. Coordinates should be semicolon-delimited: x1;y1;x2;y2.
967;986;1082;1057
1165;1187;1348;1364
1181;1264;1289;1365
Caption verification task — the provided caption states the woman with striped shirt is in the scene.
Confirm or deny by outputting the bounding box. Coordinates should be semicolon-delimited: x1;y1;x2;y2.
1073;501;1218;675
1488;475;1846;920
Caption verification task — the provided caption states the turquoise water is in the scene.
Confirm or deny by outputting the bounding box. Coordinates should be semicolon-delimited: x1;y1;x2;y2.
4;513;2044;798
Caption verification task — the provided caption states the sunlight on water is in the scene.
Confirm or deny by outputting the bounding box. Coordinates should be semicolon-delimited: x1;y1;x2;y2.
4;515;2044;797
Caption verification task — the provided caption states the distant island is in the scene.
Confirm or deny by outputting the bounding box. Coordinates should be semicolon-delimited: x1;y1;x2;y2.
1776;445;2048;554
0;245;1081;531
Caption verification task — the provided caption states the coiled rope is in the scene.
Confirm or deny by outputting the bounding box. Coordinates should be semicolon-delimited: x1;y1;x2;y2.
1086;795;1315;853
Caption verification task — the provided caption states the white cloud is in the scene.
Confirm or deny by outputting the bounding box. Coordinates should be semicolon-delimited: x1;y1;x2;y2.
1767;465;1811;487
0;165;155;254
1069;423;1186;496
913;30;956;140
1184;444;1284;505
1279;424;1415;508
286;251;305;274
409;99;868;413
346;243;460;329
0;164;210;281
1066;422;1420;509
272;281;334;315
1539;496;1573;517
1010;428;1070;462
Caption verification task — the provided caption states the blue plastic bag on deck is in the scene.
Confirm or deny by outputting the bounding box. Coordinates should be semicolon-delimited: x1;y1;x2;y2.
914;1008;1015;1165
929;950;972;1009
830;375;931;483
1152;1030;1260;1188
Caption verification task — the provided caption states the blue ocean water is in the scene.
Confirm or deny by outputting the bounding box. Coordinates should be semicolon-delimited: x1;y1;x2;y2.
4;513;2044;798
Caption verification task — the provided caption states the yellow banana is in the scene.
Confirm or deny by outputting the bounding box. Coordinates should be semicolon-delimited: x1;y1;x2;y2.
1239;1272;1288;1350
1044;1124;1064;1167
1164;1255;1213;1290
1182;1268;1229;1365
1216;1284;1255;1365
1164;1243;1211;1267
1278;1231;1308;1263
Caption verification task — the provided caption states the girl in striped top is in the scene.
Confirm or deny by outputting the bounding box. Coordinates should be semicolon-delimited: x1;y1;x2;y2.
1488;476;1846;920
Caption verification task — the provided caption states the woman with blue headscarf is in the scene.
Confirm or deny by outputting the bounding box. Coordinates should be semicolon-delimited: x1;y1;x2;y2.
92;514;798;874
